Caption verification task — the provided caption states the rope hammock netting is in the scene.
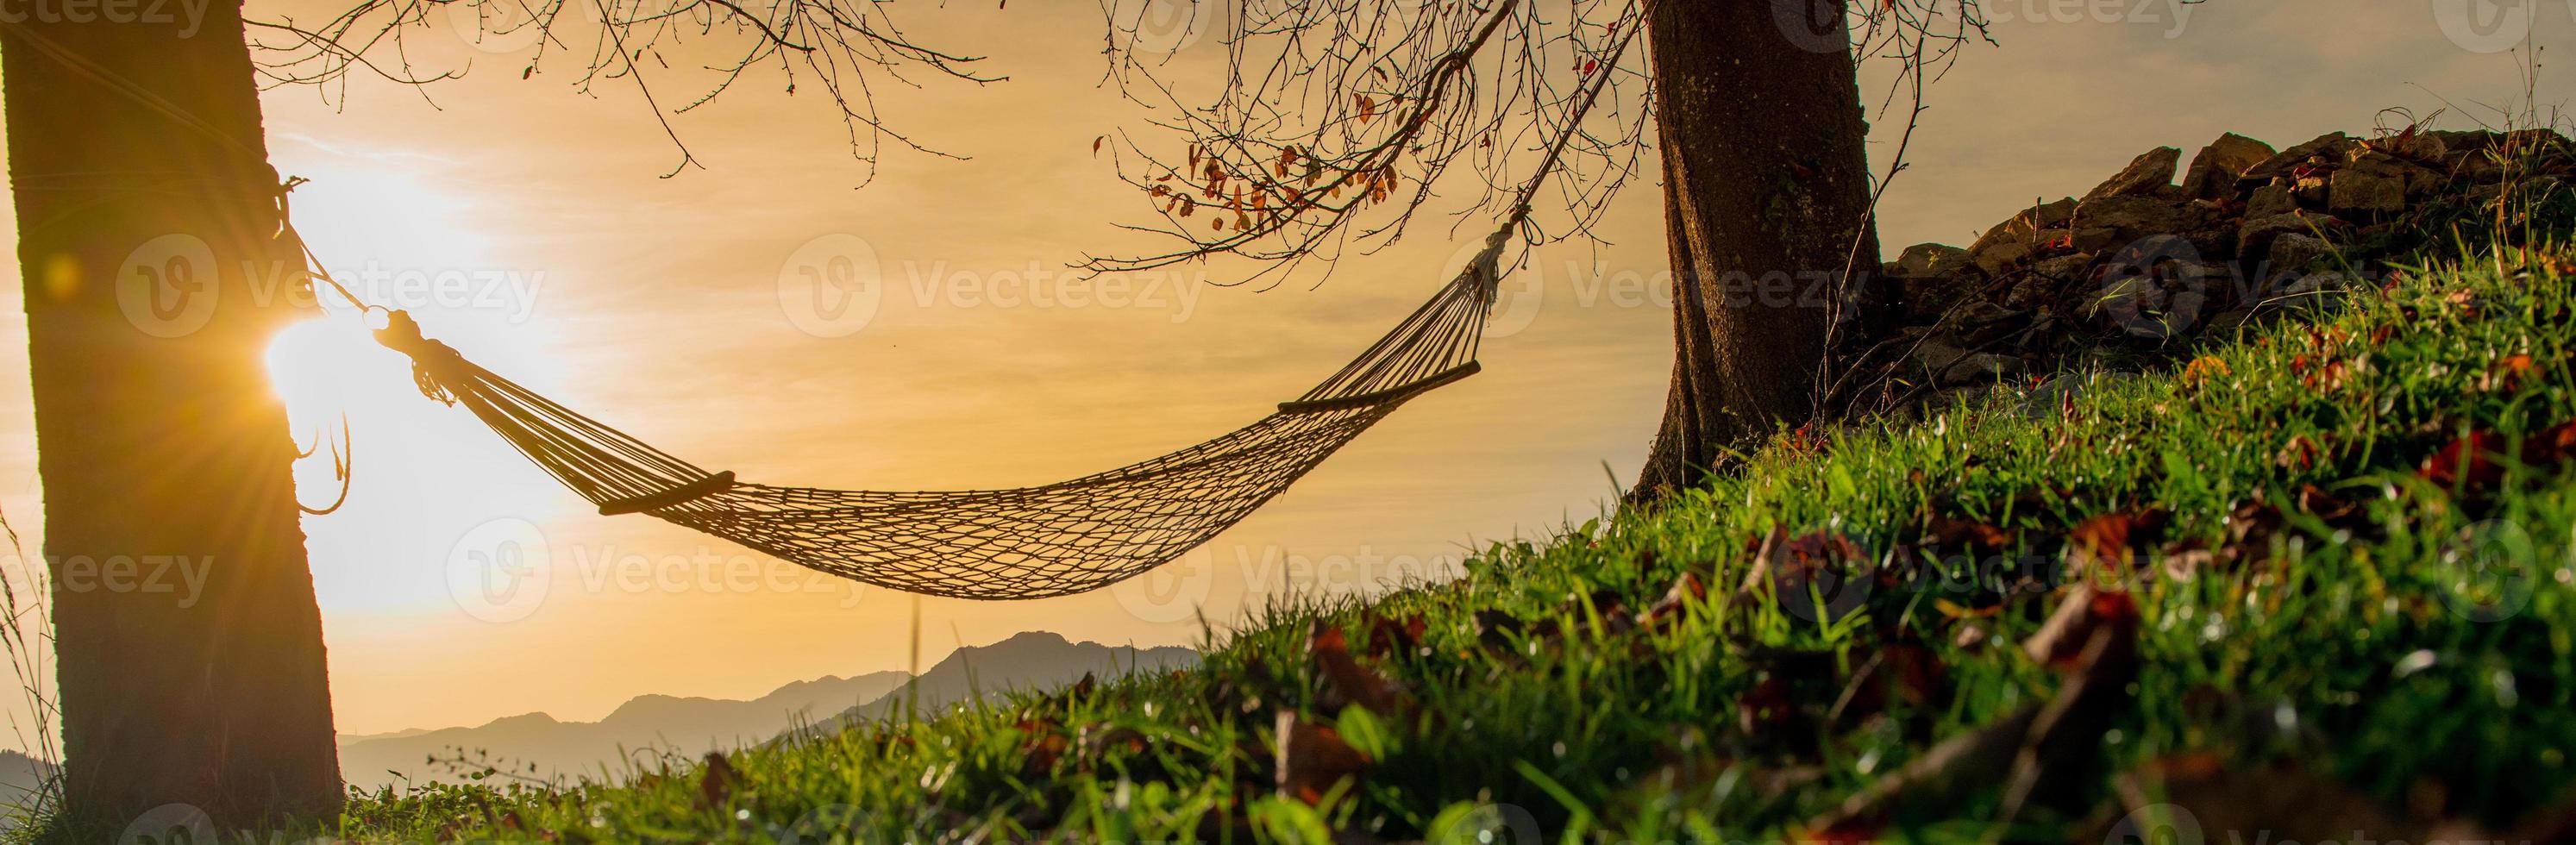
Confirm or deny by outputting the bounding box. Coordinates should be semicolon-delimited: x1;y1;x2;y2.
364;231;1512;599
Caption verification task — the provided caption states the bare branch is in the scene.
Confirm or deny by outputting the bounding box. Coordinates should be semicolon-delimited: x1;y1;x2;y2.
1083;0;1993;291
245;0;1002;180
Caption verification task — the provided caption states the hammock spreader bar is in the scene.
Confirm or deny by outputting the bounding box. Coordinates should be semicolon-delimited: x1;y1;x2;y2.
372;233;1510;600
597;471;736;516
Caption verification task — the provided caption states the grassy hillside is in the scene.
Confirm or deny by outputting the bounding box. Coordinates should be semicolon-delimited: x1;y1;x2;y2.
253;220;2576;840
306;241;2576;840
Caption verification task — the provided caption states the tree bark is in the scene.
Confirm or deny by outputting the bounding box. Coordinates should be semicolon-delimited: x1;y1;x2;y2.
3;1;344;829
1630;0;1881;501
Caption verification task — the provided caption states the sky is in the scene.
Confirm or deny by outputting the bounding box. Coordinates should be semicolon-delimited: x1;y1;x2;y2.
0;1;2568;742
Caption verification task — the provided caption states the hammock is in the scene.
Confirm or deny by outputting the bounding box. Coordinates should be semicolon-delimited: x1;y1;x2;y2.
371;234;1509;600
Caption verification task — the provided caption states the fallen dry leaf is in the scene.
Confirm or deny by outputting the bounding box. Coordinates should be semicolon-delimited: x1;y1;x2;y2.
696;751;740;811
1016;717;1071;777
2480;354;2537;392
1311;622;1411;717
2021;585;2140;673
1923;515;2014;553
1273;710;1370;804
1635;571;1707;633
2065;510;2170;577
2416;424;2576;491
2000;588;2141;818
2109;757;2416;844
1362;612;1427;660
2182;355;2232;387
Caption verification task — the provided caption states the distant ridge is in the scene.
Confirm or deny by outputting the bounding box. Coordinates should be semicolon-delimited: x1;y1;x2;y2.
338;670;912;788
340;632;1197;788
804;631;1200;735
0;749;53;811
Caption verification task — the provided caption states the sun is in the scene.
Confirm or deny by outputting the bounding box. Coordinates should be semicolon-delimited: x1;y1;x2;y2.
255;153;584;611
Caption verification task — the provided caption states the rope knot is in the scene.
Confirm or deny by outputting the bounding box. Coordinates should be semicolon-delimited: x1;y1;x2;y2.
373;310;462;405
1463;226;1514;310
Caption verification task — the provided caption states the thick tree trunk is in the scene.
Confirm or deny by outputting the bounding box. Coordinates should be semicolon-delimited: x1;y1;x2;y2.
1630;0;1881;500
3;1;343;829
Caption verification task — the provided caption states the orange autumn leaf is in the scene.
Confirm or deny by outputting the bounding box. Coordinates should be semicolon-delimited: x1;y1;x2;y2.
2182;356;2231;386
1310;622;1409;717
1273;710;1370;804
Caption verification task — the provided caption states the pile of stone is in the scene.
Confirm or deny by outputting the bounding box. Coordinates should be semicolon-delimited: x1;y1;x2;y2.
1845;127;2573;412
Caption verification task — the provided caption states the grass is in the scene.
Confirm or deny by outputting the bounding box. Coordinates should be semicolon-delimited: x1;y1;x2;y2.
155;208;2576;842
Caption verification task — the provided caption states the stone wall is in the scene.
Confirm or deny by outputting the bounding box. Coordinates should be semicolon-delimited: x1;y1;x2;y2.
1840;127;2574;414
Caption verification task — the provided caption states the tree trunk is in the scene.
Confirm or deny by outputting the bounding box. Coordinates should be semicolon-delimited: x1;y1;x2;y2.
3;1;344;829
1630;0;1881;500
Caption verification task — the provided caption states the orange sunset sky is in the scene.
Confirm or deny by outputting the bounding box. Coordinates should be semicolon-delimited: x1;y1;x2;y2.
0;1;2567;743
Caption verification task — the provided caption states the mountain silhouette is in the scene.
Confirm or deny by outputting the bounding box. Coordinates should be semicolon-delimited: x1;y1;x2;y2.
805;631;1199;734
340;632;1196;787
339;670;911;788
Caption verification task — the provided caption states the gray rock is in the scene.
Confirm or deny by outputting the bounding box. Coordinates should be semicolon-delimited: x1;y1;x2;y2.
2034;227;2121;254
2086;276;2156;320
2203;308;2255;336
2004;273;2059;310
1891;242;1973;278
2179;134;2276;199
2034;252;2098;282
2238;211;2341;263
2327;167;2404;217
1947;300;2021;328
1942;353;2026;386
2431;129;2500;156
1972;240;2032;277
2076;195;2207;242
2394;130;2448;162
1970;198;2079;257
2267;232;2333;275
2292;170;2333;207
2085;147;2183;201
1900;273;1980;322
2245;181;2299;219
1912;335;1967;375
2344;149;2445;197
2241;131;2353;185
